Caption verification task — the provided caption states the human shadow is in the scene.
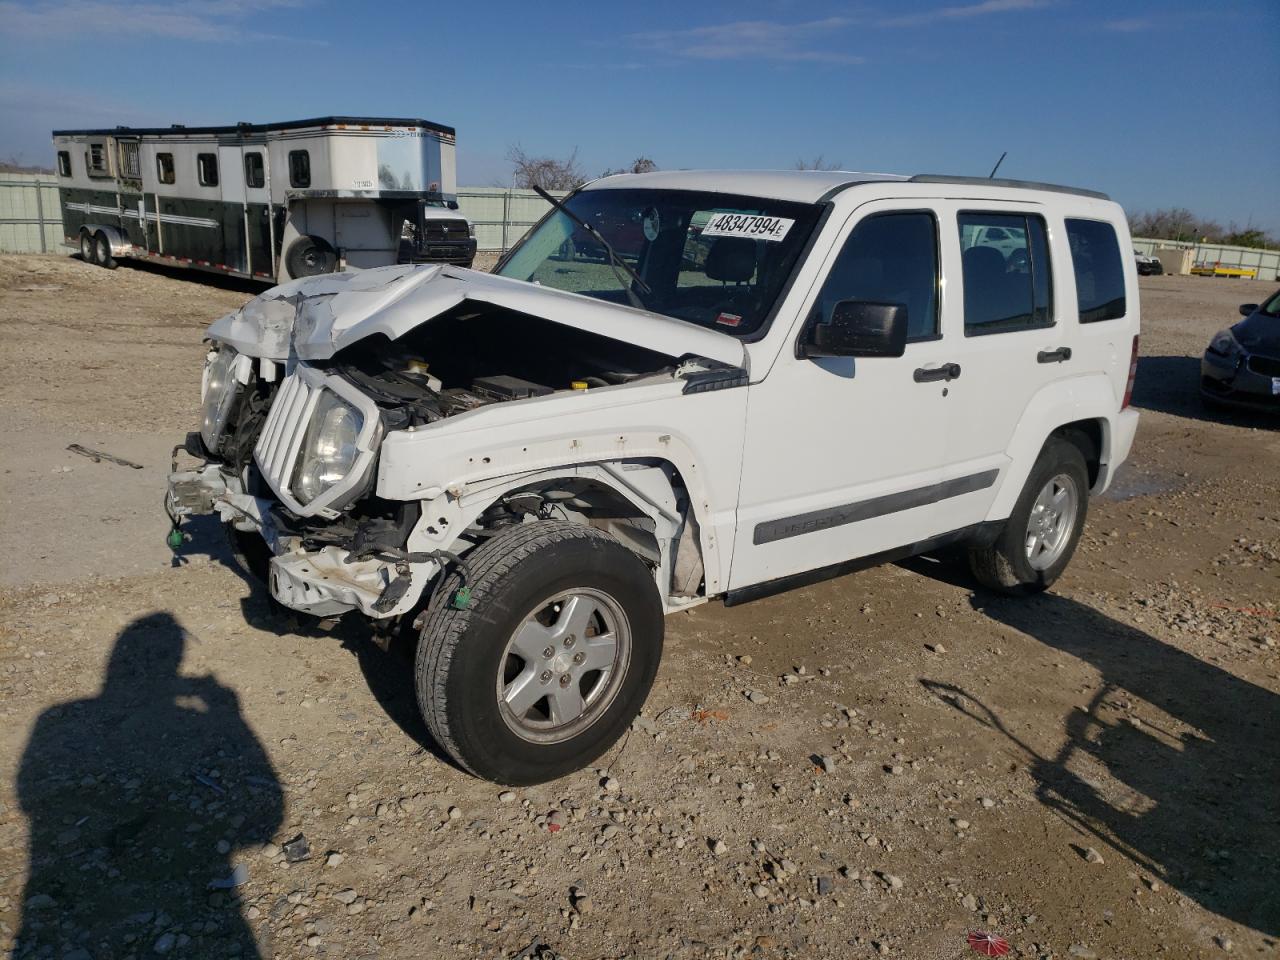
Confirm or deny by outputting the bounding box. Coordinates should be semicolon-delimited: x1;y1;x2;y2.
1132;355;1278;430
921;591;1280;935
13;613;283;958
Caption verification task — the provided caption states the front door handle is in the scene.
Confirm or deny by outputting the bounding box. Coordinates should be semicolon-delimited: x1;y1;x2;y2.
913;362;961;383
1037;347;1072;363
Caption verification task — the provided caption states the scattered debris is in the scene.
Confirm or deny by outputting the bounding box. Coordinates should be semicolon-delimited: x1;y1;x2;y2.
281;833;310;863
66;443;143;469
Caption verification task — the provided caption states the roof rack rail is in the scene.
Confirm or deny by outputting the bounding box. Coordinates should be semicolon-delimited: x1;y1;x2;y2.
909;174;1109;201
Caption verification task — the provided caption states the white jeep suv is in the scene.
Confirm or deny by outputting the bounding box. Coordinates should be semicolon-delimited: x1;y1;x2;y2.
167;170;1140;784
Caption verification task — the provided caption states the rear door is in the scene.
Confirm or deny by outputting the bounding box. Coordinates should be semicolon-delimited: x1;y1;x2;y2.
240;146;274;279
924;201;1069;529
218;144;247;272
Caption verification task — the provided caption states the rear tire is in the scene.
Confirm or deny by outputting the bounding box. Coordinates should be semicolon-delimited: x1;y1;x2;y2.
95;232;116;269
968;437;1089;595
79;231;97;265
415;520;663;785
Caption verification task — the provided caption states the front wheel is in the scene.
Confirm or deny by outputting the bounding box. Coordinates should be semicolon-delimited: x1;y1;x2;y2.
968;437;1089;595
415;521;663;785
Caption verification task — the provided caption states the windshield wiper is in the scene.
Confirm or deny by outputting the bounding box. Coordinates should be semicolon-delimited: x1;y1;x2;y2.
533;185;652;307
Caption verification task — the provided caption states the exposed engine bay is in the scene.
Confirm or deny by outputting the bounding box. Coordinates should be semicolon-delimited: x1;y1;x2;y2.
325;302;678;426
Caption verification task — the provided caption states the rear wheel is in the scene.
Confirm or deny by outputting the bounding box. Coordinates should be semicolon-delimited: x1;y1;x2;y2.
415;520;663;785
968;437;1089;595
95;232;116;269
79;231;97;265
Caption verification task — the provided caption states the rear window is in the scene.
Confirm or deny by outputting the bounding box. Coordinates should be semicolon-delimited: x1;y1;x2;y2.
1066;219;1126;323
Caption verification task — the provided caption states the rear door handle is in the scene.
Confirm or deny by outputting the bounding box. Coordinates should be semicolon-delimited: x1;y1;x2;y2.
913;362;961;383
1037;347;1072;363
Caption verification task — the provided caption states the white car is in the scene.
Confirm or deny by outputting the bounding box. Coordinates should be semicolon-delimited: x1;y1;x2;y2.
167;170;1141;784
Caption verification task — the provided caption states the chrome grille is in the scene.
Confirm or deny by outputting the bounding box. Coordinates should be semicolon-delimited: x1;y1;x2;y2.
254;372;318;497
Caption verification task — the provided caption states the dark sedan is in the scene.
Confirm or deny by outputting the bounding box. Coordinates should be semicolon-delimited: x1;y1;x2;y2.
1201;288;1280;411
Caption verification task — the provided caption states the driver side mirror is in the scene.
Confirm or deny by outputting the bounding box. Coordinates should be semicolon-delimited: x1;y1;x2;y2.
1239;303;1258;317
800;300;908;359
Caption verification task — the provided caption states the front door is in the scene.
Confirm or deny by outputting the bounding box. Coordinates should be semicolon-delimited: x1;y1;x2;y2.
729;200;957;591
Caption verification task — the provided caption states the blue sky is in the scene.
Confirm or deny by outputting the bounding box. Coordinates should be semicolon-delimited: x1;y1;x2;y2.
1;0;1277;231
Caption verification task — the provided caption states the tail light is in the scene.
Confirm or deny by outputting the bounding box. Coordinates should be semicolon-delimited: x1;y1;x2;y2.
1121;335;1139;409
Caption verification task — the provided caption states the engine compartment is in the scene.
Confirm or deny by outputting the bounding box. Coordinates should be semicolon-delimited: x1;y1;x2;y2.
327;302;678;424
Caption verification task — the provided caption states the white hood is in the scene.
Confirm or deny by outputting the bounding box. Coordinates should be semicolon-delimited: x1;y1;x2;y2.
208;264;748;369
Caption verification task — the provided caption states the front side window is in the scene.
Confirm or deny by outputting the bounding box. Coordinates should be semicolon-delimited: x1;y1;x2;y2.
289;150;310;188
197;152;219;187
244;151;265;189
156;152;175;184
813;211;939;341
959;212;1052;335
496;188;822;337
56;151;71;177
1065;219;1126;323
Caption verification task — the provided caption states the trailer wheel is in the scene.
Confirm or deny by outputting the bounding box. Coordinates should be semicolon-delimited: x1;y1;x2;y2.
415;520;663;785
94;232;117;269
285;236;337;278
80;231;98;265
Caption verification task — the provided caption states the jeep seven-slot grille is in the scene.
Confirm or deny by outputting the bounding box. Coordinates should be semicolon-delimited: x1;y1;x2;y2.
254;372;316;496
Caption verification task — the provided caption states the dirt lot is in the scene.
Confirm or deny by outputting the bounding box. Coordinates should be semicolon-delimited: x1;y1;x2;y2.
0;254;1277;960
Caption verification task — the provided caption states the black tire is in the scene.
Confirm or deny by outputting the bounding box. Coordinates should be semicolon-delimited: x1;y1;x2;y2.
224;523;272;585
79;230;97;265
968;437;1089;595
416;520;663;785
95;232;117;269
285;235;337;278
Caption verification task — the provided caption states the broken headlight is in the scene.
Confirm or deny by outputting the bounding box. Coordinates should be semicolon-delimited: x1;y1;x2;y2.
200;346;244;452
293;391;364;505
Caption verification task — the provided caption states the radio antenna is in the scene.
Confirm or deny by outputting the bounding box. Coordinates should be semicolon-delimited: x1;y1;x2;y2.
988;151;1007;178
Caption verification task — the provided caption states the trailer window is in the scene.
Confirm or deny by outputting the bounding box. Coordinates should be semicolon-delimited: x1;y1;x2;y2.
156;153;175;184
288;150;310;188
86;143;109;177
118;141;141;179
244;151;265;189
197;153;219;187
57;151;71;177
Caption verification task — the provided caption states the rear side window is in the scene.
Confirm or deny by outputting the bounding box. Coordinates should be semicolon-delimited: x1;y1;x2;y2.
959;212;1052;335
244;151;265;189
288;150;311;188
813;211;940;341
1066;219;1126;322
197;152;219;187
156;152;175;184
57;151;71;177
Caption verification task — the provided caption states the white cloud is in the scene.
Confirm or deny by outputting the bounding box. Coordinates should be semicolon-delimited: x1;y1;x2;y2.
880;0;1050;28
0;0;309;42
1102;17;1156;33
631;18;864;65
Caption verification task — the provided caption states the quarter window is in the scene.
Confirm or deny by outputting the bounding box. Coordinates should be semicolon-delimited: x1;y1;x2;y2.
959;212;1053;335
56;151;71;177
1065;219;1126;323
197;152;219;187
244;151;265;189
813;212;940;341
288;150;311;188
156;152;175;184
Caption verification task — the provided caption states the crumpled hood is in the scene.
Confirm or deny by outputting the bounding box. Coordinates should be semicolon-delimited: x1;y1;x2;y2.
208;263;748;369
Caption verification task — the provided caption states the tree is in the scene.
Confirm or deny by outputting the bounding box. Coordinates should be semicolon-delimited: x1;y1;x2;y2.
506;144;587;191
794;155;842;171
600;157;659;177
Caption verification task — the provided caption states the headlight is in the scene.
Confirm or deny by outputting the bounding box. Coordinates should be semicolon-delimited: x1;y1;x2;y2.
200;346;243;451
293;391;364;505
1208;330;1241;358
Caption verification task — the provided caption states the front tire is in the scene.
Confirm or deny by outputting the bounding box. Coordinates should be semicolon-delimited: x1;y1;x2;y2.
415;521;663;785
968;437;1089;595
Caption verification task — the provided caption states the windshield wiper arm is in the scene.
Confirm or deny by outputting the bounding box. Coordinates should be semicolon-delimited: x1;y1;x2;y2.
533;185;652;301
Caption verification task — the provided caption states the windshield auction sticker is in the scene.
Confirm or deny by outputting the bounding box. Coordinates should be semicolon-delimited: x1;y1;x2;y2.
701;212;795;242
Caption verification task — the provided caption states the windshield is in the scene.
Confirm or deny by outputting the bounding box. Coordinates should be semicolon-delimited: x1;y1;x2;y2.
497;188;822;337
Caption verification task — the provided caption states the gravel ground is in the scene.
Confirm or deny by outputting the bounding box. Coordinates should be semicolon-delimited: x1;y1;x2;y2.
0;255;1277;960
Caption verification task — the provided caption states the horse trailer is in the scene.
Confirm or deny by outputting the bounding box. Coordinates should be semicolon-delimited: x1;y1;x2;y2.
53;116;476;283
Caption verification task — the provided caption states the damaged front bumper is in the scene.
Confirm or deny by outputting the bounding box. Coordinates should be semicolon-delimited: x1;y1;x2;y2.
166;447;433;619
